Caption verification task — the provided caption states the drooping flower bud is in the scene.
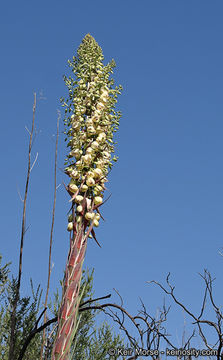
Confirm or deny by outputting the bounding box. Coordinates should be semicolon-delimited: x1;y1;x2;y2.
94;196;103;205
75;195;84;203
86;177;95;186
69;180;78;193
85;212;94;221
67;222;73;231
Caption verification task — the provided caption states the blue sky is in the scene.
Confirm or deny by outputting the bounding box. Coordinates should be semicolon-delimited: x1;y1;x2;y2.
1;0;223;351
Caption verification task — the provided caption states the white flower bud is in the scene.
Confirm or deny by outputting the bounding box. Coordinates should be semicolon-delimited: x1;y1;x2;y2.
86;147;94;154
87;171;95;178
95;160;104;169
80;184;88;192
71;149;81;159
86;177;95;186
95;185;103;192
101;90;109;97
96;102;105;110
91;141;99;149
92;115;99;122
96;126;102;133
75;160;82;169
85;212;94;221
81;107;86;114
67;222;73;231
81;132;87;140
93;219;99;227
97;132;106;142
69;182;78;193
71;170;79;179
87;126;96;134
72;123;80;131
94;109;101;117
83;154;92;163
75;195;84;203
86;119;93;126
65;166;73;174
100;96;108;103
94;196;103;205
93;168;103;178
95;213;100;221
103;151;110;158
77;205;83;212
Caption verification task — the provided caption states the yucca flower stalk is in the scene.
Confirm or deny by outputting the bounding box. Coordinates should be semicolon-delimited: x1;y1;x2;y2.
51;34;122;360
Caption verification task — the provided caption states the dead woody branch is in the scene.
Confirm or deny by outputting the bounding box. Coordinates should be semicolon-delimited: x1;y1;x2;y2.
18;268;223;360
8;93;37;360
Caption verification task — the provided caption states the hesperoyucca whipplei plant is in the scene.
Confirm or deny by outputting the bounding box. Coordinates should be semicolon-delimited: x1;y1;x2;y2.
51;34;122;359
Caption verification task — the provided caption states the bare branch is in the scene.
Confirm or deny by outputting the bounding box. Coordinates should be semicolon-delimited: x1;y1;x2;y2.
147;271;223;356
40;112;60;359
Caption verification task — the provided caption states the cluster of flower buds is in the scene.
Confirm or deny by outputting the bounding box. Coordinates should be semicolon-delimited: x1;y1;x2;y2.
61;34;122;234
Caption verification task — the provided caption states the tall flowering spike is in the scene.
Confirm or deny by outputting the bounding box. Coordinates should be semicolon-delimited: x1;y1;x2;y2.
51;34;122;360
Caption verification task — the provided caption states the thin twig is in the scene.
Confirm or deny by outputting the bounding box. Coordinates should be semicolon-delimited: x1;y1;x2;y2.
40;113;60;359
30;152;38;172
